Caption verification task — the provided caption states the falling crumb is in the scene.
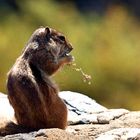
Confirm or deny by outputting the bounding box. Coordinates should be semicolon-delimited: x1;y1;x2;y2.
68;63;92;85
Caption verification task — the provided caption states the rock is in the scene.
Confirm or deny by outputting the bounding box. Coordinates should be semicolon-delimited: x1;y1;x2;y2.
110;111;140;128
59;91;107;125
96;128;140;140
97;109;129;124
0;91;140;140
59;91;107;114
0;92;15;126
0;93;14;119
0;128;86;140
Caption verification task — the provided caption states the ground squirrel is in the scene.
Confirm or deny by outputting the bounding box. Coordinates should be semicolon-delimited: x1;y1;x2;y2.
0;27;73;135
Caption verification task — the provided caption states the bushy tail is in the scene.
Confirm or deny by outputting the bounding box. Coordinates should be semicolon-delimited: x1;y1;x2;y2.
0;122;33;136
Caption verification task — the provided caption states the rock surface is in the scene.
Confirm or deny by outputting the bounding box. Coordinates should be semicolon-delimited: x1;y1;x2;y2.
0;91;140;140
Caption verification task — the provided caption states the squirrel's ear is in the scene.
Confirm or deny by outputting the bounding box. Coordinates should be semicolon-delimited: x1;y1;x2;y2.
45;27;51;35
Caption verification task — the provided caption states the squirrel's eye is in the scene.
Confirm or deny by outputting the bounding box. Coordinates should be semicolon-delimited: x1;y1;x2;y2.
58;36;65;41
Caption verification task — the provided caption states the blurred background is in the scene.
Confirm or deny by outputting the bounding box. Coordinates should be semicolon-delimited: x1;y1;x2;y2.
0;0;140;110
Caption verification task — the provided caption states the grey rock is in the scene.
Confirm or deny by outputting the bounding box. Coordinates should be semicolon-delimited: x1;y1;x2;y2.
96;128;140;140
0;92;15;125
0;91;140;140
60;92;129;125
59;91;107;114
1;128;90;140
97;109;129;124
110;111;140;128
59;91;107;124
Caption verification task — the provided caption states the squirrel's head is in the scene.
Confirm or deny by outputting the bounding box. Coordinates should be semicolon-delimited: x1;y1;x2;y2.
23;27;74;75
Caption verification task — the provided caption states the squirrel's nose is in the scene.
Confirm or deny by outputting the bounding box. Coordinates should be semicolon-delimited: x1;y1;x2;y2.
68;43;73;51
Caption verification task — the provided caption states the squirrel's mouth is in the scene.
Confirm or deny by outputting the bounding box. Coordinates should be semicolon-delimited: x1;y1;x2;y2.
59;47;74;63
60;47;73;57
61;52;71;57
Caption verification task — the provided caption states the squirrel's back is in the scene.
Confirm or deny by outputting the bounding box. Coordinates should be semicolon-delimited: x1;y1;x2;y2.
0;27;73;135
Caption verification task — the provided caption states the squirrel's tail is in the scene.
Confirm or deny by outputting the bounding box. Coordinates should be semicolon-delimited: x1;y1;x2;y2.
0;122;33;136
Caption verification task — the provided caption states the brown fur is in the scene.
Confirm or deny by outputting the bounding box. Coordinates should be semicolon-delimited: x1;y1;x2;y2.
0;27;73;135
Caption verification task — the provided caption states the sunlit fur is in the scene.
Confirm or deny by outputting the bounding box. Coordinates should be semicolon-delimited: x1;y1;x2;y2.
0;27;73;135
